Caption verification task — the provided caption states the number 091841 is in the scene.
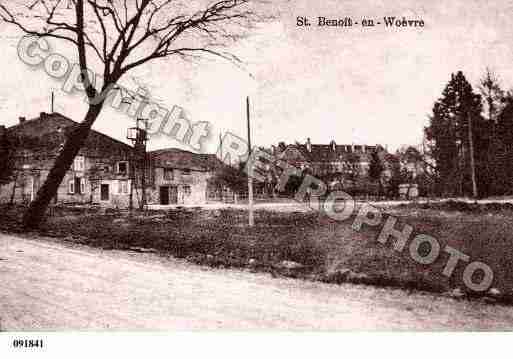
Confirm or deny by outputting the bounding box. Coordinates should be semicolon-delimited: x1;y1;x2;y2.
12;339;44;349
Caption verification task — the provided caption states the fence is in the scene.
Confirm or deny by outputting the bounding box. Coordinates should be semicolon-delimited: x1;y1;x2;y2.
206;188;274;203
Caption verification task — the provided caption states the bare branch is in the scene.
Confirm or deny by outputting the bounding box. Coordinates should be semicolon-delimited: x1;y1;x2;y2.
118;0;255;75
0;1;106;61
1;0;264;92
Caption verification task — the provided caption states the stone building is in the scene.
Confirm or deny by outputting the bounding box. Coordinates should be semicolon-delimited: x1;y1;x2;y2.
1;112;135;207
0;112;220;208
147;148;220;205
270;138;390;180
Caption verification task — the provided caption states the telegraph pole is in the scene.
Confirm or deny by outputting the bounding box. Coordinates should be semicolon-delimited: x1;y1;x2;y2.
468;112;478;198
127;118;148;211
246;96;254;227
138;118;148;210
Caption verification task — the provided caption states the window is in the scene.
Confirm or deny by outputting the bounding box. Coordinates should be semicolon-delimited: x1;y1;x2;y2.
117;161;128;175
164;168;174;180
183;185;191;197
69;177;85;195
118;180;129;194
71;177;83;194
74;155;85;171
75;178;81;194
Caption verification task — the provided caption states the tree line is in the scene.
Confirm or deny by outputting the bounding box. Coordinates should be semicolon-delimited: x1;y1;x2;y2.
425;69;513;198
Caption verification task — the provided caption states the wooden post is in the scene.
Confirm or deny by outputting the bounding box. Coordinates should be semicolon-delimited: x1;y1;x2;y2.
468;112;478;198
246;96;254;227
139;119;148;210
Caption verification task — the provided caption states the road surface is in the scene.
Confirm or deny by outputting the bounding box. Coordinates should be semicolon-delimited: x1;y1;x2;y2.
1;233;513;330
147;197;513;213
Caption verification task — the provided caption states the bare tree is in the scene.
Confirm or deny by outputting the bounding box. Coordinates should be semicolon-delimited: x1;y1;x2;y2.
0;0;260;229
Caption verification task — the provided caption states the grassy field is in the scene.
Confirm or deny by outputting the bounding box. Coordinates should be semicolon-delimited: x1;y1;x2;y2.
2;201;513;302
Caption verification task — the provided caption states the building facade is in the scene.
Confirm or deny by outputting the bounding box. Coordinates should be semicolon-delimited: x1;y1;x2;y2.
270;138;391;182
147;148;219;206
0;112;219;208
1;112;136;207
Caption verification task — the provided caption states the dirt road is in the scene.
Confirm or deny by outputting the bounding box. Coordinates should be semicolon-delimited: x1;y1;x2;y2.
147;197;513;213
1;233;513;330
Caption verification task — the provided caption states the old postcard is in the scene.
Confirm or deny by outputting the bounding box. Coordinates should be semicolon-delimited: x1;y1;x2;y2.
0;0;512;356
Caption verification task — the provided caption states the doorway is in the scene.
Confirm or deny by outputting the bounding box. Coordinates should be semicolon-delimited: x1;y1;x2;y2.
100;184;109;201
160;186;169;205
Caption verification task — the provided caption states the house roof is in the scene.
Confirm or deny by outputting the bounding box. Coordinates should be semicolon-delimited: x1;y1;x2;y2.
149;148;222;172
6;112;225;170
7;112;135;159
277;143;378;164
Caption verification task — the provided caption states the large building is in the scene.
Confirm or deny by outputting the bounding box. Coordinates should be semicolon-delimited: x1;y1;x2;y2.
0;112;221;208
1;112;135;207
270;138;391;179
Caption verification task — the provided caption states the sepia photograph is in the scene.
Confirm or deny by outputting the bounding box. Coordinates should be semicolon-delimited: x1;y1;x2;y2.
1;0;513;355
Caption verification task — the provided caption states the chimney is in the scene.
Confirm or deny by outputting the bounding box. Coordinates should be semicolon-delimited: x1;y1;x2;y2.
363;145;367;153
19;116;26;124
40;112;47;120
271;145;276;155
306;137;312;152
330;140;336;152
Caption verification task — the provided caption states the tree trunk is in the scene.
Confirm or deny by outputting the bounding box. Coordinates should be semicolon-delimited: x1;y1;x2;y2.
9;173;18;206
22;104;104;229
467;112;478;198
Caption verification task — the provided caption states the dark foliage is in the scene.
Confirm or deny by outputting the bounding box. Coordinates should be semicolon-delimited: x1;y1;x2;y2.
0;129;16;185
425;71;485;197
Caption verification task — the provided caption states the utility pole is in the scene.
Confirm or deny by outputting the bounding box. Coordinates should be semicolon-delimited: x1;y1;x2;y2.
127;118;148;211
468;112;478;198
246;96;254;227
51;91;54;113
138;118;148;210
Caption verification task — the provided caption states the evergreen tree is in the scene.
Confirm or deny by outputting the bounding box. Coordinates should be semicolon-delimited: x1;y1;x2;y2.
425;71;485;196
479;68;505;124
490;94;513;195
476;69;506;196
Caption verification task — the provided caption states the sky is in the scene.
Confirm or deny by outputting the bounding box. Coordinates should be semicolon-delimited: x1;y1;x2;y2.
1;0;513;154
